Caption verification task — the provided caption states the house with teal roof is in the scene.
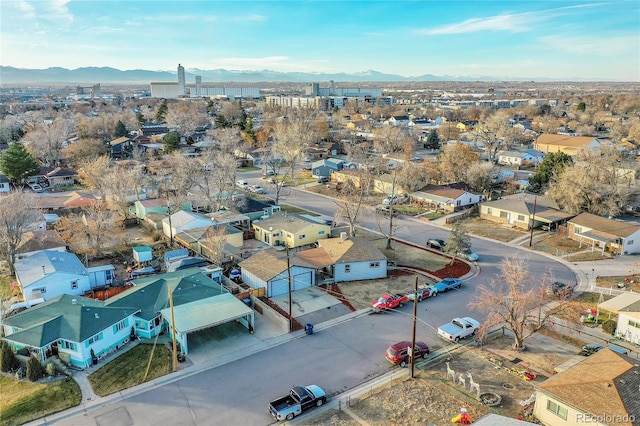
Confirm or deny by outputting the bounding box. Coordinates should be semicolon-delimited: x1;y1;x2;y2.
2;268;254;368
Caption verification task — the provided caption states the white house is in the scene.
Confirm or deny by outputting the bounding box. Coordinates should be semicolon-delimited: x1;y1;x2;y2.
568;213;640;255
0;174;10;193
15;250;91;302
87;264;116;287
238;249;316;297
162;210;213;240
598;293;640;346
497;149;545;166
410;184;483;213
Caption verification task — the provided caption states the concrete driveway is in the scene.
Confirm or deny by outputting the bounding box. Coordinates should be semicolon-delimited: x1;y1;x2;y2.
269;286;353;326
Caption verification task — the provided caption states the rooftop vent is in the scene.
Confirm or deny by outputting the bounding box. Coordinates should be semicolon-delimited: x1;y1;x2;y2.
95;313;99;319
71;298;77;305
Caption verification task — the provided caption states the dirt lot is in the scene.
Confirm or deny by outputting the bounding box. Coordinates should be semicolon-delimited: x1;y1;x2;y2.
304;333;579;425
445;217;527;242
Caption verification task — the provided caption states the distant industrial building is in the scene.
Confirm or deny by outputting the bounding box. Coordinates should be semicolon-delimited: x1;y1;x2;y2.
150;82;181;99
266;81;391;111
177;63;186;96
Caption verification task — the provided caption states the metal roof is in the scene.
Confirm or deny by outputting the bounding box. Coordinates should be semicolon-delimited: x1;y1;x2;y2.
160;293;252;334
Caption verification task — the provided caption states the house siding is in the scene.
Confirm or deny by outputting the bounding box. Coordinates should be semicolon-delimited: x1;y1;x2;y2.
23;274;91;302
533;391;605;426
334;260;387;283
616;312;640;345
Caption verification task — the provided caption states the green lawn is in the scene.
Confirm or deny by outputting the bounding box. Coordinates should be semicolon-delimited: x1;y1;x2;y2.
88;344;172;397
237;166;261;172
280;204;318;216
0;376;81;426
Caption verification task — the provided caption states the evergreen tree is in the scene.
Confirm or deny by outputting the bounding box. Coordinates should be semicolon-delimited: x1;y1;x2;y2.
0;341;20;372
445;221;472;264
114;120;128;138
156;101;169;123
425;129;440;149
528;152;573;192
214;115;229;129
163;131;180;153
0;142;40;185
135;111;147;126
26;355;45;381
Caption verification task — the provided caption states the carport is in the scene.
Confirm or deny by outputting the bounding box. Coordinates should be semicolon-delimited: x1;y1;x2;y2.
161;293;254;354
576;231;620;254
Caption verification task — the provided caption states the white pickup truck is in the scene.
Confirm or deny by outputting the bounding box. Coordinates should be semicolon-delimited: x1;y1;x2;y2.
437;317;480;342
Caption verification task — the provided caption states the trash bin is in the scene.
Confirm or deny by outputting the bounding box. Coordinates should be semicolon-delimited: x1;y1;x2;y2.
305;323;314;335
242;297;251;307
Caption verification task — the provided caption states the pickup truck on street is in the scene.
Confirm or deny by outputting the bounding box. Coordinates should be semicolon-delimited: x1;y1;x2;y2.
371;293;408;312
437;317;480;342
268;385;326;421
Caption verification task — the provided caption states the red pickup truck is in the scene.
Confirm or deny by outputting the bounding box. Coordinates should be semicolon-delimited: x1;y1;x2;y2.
371;293;408;313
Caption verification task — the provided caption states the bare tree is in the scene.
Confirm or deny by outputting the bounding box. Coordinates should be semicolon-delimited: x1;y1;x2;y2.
166;101;209;134
469;258;579;350
203;225;228;267
465;162;495;195
77;156;112;196
57;202;115;257
272;116;317;183
63;138;109;170
0;192;40;276
444;221;472;265
477;110;510;162
334;175;370;237
438;143;481;184
23;118;73;167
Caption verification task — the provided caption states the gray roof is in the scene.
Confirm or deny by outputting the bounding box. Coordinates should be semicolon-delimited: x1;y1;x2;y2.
15;250;87;288
160;293;252;334
254;211;330;234
482;194;575;222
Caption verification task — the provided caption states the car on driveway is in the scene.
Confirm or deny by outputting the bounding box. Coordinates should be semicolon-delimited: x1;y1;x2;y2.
434;278;462;293
385;341;430;367
426;239;446;251
250;185;266;194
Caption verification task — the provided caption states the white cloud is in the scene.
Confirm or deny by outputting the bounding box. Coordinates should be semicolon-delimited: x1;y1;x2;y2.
44;0;73;23
415;3;606;35
538;34;640;56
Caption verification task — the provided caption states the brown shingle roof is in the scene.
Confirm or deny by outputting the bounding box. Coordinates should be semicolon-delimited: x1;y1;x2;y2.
238;249;289;281
569;213;640;238
254;212;327;234
319;237;387;263
538;349;637;426
416;184;466;199
535;134;599;147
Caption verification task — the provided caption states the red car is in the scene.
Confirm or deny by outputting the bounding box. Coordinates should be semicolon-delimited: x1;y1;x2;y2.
371;293;408;312
385;341;430;367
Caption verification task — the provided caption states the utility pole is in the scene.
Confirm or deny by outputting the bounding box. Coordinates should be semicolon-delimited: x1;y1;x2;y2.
528;196;537;248
286;243;293;333
410;275;418;378
168;286;178;372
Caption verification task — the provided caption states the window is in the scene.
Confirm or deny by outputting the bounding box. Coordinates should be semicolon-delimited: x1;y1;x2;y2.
299;234;306;240
85;332;104;346
546;400;568;420
345;264;351;273
628;240;634;245
61;340;77;351
370;261;380;268
105;269;114;281
517;215;525;222
629;320;640;329
487;208;493;215
33;287;46;294
71;280;78;289
113;319;128;333
500;211;508;218
574;226;582;234
318;230;325;235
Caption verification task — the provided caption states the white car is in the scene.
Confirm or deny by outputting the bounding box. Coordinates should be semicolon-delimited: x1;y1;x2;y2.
236;180;249;189
250;185;266;194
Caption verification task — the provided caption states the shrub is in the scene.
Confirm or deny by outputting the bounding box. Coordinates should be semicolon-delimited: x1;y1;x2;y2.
602;319;617;335
0;341;20;372
46;362;57;377
26;356;45;382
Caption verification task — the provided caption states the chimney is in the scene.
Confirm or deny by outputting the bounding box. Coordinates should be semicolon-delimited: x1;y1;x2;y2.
340;232;348;242
41;265;46;277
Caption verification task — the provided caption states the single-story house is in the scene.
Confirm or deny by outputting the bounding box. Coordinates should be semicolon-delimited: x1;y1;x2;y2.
598;293;640;346
174;224;244;264
534;134;601;156
206;210;250;230
162;210;213;241
15;250;91;302
252;212;331;249
388;115;411;127
134;198;169;220
534;349;640;426
35;191;100;212
312;158;349;179
480;193;576;230
410;184;482;213
230;196;281;222
568;213;640;255
16;229;67;257
497;149;545;166
239;249;316;297
296;235;387;283
333;169;370;189
2;294;140;369
372;173;406;196
45;167;77;187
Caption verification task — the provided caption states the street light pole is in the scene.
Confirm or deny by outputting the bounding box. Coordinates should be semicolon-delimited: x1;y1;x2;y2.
286;243;293;333
410;275;418;378
528;196;537;248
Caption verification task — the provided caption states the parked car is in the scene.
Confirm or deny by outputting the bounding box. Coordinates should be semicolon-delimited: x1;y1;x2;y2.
266;177;277;184
546;281;574;297
236;180;249;189
250;185;266;194
426;239;446;251
433;278;462;293
459;249;479;262
385;341;430;367
302;162;312;170
383;194;408;205
371;293;408;312
375;205;399;217
579;343;627;356
29;183;44;193
264;170;277;176
407;284;438;302
317;176;330;183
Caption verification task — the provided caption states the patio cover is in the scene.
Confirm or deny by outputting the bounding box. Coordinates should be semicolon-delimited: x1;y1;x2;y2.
598;293;640;314
160;293;252;334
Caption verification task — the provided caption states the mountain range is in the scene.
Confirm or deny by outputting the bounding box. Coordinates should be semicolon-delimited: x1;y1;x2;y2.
0;65;567;84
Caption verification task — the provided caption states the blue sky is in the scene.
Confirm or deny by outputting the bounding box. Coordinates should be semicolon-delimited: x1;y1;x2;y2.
1;0;639;81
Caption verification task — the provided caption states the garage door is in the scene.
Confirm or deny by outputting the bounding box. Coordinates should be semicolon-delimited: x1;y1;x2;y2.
293;271;313;291
269;278;289;297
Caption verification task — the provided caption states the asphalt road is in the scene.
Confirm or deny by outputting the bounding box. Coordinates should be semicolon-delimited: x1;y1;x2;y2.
50;172;576;426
